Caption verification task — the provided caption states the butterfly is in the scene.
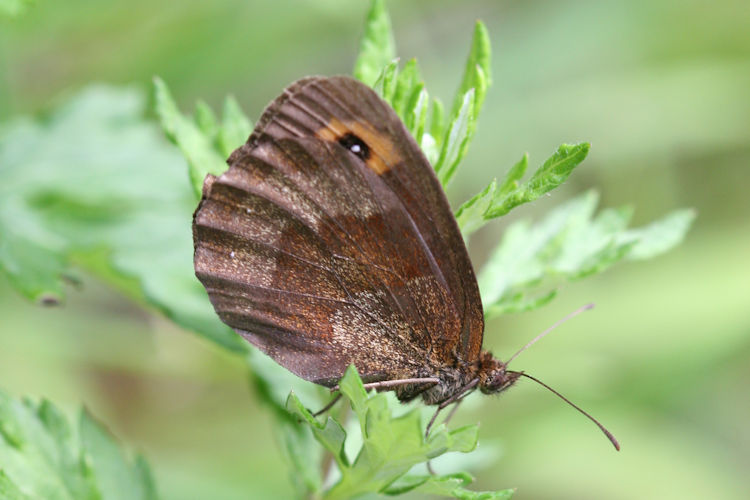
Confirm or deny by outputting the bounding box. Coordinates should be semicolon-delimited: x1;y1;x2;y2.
192;76;618;449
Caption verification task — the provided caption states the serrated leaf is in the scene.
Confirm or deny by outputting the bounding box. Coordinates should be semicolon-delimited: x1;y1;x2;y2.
372;59;399;100
152;77;228;199
621;209;696;260
478;191;695;319
80;409;155;500
216;95;252;157
193;100;218;137
286;393;348;468
435;89;474;185
455;179;497;235
0;85;248;353
497;153;529;198
390;59;422;120
353;0;396;86
0;391;156;500
486;143;589;220
287;367;504;499
452;21;492;116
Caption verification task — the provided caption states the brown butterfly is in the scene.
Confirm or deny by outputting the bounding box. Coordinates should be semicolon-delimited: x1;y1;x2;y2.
192;76;618;449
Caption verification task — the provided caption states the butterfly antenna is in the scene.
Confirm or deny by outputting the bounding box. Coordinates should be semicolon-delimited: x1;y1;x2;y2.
508;370;620;451
504;303;594;367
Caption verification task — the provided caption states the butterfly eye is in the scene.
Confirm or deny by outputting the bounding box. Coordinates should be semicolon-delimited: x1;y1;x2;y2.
338;133;370;161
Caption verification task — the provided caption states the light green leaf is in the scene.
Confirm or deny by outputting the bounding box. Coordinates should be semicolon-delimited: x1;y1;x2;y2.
435;89;474;185
478;191;695;318
193;100;218;138
0;390;156;500
80;410;157;500
372;59;400;101
621;209;696;260
455;179;497;235
391;58;422;119
152;77;229;199
353;0;396;86
216;95;252;157
0;84;248;352
286;393;348;469
452;21;492;117
287;367;507;499
0;470;29;500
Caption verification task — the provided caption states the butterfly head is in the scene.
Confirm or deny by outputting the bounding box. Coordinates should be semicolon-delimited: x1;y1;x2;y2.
476;352;522;395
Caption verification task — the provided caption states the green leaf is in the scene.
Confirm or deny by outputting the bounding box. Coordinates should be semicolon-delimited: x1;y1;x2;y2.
497;153;529;198
452;21;492;117
216;95;252;158
390;59;422;119
0;85;248;352
621;209;696;260
478;191;695;318
486;143;590;219
435;21;492;187
372;59;399;101
193;100;218;138
80;410;157;500
353;0;396;86
0;390;156;499
457;145;587;238
0;470;29;500
435;89;474;185
455;179;497;236
152;77;229;199
287;367;509;499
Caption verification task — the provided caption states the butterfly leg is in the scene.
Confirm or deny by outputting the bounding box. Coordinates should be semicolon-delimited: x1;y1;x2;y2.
425;378;479;438
329;377;440;393
313;393;343;417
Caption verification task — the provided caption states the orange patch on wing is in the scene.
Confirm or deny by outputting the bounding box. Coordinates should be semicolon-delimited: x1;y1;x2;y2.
316;118;401;175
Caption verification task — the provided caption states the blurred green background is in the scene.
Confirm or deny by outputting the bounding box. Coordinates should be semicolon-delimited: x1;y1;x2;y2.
1;0;748;499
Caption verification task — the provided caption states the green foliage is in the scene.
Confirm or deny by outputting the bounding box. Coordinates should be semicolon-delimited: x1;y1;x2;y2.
353;0;396;87
456;143;590;236
0;390;156;499
0;0;696;498
153;77;252;199
368;18;491;184
478;191;696;317
0;84;247;352
286;367;513;500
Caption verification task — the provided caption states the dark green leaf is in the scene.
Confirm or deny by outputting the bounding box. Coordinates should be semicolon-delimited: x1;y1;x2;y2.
353;0;396;86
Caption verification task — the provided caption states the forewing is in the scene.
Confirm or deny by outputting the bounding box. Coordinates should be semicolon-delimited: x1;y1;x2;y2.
193;76;484;386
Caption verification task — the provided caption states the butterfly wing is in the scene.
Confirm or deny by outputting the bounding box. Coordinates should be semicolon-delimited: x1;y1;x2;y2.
193;76;483;386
